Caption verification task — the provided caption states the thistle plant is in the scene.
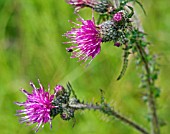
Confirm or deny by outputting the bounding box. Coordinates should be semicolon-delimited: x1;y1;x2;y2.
15;0;162;134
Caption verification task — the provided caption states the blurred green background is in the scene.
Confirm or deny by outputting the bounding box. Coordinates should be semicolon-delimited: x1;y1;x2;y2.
0;0;169;134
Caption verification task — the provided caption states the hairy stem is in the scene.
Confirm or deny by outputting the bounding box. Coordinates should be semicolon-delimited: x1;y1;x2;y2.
126;2;160;133
69;103;149;134
136;44;160;134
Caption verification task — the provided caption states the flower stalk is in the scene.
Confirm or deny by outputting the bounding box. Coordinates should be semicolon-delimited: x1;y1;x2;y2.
136;42;160;134
69;102;149;134
131;3;160;133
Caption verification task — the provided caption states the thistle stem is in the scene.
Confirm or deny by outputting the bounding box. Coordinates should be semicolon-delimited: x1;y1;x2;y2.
69;103;149;134
136;44;160;134
125;2;160;133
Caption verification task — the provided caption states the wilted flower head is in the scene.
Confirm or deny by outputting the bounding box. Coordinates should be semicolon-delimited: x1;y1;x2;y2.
15;80;54;132
67;0;114;13
64;16;102;63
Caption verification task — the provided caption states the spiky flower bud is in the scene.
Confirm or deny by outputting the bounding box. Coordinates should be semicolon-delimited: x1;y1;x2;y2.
113;12;123;22
54;85;64;95
99;20;127;43
99;20;117;42
51;84;76;121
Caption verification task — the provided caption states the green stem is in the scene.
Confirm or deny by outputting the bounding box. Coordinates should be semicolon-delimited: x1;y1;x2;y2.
136;44;160;134
69;103;149;134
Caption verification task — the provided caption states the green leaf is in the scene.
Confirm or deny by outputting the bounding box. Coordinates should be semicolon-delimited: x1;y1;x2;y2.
117;49;130;80
67;82;77;99
97;15;103;25
127;6;134;18
153;87;161;98
97;14;110;24
159;119;167;127
135;0;146;15
151;73;158;80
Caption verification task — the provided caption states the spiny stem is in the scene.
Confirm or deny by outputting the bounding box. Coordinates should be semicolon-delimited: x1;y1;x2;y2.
69;103;149;134
128;2;160;133
136;44;160;134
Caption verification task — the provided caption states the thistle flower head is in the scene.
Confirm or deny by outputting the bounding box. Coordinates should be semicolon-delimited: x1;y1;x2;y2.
67;0;114;13
15;80;54;132
64;17;102;63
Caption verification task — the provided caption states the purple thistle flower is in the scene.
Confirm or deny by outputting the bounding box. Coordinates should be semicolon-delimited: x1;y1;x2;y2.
15;80;55;132
113;12;123;22
66;0;88;11
67;0;114;13
64;17;102;63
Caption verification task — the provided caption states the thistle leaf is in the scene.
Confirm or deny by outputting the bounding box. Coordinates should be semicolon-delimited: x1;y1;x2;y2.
67;82;77;99
127;6;134;18
135;0;146;15
117;49;130;80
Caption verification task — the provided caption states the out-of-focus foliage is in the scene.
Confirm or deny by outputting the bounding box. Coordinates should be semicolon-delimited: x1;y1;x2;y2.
0;0;169;134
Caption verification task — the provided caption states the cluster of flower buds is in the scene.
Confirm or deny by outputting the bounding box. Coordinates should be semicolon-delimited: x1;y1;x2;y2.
51;84;76;121
64;0;132;63
15;80;77;132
